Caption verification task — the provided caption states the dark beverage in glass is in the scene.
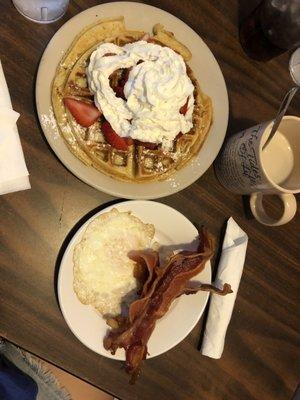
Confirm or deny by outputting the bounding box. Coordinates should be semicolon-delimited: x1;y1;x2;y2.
239;0;300;61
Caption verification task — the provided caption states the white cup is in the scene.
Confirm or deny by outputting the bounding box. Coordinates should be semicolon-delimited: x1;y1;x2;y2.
215;116;300;226
12;0;69;24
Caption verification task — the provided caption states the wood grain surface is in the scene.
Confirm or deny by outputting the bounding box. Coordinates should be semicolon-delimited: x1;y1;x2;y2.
0;1;299;399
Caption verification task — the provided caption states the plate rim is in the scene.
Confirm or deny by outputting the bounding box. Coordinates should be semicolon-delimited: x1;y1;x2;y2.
57;200;211;360
36;2;229;199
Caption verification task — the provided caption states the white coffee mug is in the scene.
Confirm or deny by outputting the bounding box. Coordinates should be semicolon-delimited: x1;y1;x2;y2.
215;116;299;226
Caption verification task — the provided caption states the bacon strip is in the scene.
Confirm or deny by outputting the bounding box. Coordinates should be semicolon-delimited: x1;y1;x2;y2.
180;281;233;296
104;228;232;383
129;249;159;297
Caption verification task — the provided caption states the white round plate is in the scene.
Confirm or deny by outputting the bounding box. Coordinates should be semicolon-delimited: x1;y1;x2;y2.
58;200;211;360
36;2;228;199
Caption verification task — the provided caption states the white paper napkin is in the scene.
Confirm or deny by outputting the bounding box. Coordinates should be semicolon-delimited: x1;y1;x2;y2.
201;217;248;359
0;60;30;195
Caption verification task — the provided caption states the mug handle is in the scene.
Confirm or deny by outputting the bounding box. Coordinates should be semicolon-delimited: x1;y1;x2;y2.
250;193;297;226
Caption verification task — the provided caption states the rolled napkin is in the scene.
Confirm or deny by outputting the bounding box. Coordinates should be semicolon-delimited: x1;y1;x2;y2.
201;217;248;358
0;60;30;195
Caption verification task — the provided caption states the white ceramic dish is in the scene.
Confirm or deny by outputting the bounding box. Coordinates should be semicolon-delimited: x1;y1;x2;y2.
57;200;211;360
36;2;228;199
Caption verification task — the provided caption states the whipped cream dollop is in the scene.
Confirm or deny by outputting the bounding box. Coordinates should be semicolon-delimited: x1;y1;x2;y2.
87;41;195;150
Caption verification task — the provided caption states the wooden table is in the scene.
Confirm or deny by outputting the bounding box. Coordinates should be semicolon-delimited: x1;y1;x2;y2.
0;1;299;399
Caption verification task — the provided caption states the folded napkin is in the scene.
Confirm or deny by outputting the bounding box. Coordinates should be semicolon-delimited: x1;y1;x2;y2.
201;217;248;358
0;60;30;195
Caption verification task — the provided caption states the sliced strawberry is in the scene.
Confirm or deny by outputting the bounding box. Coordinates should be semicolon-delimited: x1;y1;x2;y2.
114;85;125;99
111;68;131;99
121;68;131;84
64;98;102;127
180;97;189;115
135;140;158;150
125;137;134;146
147;38;157;44
102;121;132;151
141;33;150;41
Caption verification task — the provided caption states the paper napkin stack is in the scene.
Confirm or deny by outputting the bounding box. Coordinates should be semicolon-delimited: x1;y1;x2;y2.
0;60;30;195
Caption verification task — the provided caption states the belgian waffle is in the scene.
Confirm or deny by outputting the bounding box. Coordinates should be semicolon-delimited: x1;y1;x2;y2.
52;17;212;182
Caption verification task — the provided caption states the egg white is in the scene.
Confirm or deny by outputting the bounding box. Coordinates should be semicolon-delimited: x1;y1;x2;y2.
73;208;155;316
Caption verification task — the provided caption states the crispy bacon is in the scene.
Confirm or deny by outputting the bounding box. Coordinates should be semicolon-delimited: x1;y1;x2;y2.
130;249;159;297
104;228;232;383
180;282;233;296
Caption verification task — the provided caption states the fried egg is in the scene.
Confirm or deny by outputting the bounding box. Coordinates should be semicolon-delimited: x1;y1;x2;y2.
73;208;155;316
